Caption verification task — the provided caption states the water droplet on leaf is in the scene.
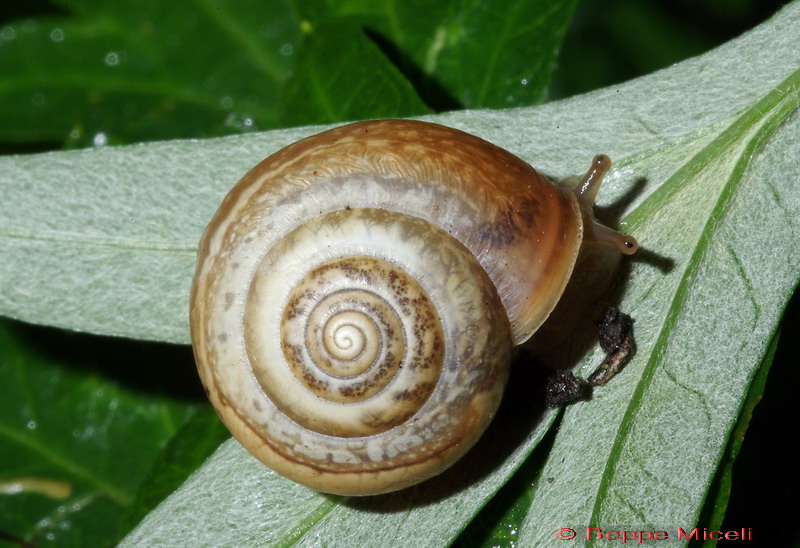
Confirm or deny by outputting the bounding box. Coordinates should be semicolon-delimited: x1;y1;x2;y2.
104;52;120;67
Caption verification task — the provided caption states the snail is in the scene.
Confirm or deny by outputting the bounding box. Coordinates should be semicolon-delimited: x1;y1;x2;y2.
190;119;637;496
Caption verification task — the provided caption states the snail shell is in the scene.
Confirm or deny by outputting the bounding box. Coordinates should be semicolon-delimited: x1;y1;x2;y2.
190;119;636;495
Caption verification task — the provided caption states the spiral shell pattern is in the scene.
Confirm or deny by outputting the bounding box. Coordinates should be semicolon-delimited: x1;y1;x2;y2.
249;253;444;438
191;119;640;495
191;207;512;495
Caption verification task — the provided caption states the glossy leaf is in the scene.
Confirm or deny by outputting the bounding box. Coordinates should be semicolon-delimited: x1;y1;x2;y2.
0;0;575;146
0;0;301;143
120;406;230;536
0;2;798;547
303;0;580;109
0;321;204;546
279;20;431;126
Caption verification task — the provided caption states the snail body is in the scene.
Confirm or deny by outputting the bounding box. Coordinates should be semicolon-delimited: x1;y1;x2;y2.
190;119;637;495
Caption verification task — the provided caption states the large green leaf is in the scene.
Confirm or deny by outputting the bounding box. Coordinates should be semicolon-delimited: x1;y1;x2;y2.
119;4;800;545
0;0;300;143
1;2;798;546
0;0;573;146
279;20;431;126
302;0;580;109
0;321;205;546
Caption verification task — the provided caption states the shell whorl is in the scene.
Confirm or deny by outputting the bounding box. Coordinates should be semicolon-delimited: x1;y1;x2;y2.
196;119;584;346
191;207;511;495
250;251;444;438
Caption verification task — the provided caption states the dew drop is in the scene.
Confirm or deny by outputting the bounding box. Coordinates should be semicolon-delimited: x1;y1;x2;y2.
104;51;120;67
220;96;234;109
50;28;64;42
520;78;529;86
280;43;293;56
93;133;107;147
26;420;37;430
1;26;15;41
224;112;257;131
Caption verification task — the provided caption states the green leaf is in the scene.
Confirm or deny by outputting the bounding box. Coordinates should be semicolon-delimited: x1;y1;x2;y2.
120;406;230;536
308;0;580;109
121;368;559;546
0;320;203;546
518;43;800;548
279;19;431;126
0;0;302;143
693;331;777;546
0;0;575;146
1;2;799;546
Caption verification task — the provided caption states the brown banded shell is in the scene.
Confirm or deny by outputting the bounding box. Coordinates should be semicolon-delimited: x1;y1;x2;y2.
190;119;637;495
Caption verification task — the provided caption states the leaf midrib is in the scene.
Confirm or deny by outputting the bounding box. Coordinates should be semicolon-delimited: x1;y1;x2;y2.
192;0;287;82
475;0;564;105
0;226;196;253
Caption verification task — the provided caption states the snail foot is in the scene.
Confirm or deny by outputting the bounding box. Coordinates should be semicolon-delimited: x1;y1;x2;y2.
587;305;635;387
544;305;636;407
544;370;585;407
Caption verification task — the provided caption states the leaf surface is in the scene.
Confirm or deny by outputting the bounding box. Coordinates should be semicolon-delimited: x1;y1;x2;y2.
307;0;579;108
0;0;300;142
0;0;573;146
0;321;204;546
0;2;798;546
